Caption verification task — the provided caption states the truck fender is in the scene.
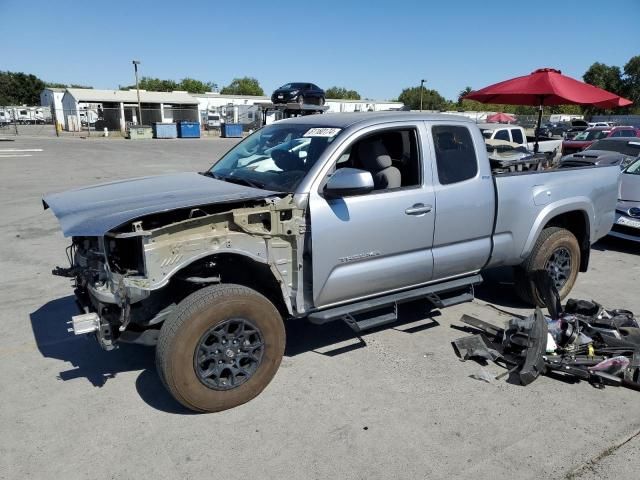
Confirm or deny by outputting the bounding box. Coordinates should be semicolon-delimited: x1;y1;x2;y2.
520;197;593;260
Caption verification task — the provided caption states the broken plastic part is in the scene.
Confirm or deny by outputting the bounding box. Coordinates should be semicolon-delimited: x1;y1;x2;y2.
452;334;502;363
589;356;631;375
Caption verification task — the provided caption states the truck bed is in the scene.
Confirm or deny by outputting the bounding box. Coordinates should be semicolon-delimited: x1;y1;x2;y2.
487;165;619;268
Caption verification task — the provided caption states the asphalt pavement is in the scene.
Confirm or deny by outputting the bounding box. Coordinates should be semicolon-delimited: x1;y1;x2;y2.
1;135;639;480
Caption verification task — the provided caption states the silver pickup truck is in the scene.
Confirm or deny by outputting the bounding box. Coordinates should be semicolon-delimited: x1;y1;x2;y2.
43;112;618;412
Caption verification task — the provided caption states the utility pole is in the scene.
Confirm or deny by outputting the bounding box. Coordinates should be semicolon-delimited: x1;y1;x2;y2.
419;79;426;112
132;60;142;125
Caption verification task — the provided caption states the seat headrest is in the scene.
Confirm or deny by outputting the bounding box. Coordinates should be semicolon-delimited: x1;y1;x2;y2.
358;139;392;171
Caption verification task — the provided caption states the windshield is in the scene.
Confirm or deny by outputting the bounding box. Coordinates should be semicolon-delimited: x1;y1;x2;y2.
208;124;339;192
625;158;640;175
573;130;609;141
587;139;640;156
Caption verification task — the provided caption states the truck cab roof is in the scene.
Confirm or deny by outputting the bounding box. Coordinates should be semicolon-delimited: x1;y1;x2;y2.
276;112;474;129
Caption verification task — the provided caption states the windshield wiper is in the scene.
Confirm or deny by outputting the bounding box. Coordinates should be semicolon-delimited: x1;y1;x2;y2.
212;173;265;189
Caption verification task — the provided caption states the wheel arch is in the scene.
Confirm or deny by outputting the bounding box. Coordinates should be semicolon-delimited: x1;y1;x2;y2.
522;199;593;272
170;252;292;316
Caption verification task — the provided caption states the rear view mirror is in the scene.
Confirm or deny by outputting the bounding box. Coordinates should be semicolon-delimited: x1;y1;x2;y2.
324;168;374;197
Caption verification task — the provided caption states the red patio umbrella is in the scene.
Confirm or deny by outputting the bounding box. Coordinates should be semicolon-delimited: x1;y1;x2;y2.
464;68;633;151
486;112;516;123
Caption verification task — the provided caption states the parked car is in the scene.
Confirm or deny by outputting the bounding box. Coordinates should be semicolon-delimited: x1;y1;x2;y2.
43;112;619;412
546;122;572;137
609;158;640;243
559;138;640;169
564;119;590;139
478;123;562;157
562;126;639;155
534;125;552;138
271;82;325;106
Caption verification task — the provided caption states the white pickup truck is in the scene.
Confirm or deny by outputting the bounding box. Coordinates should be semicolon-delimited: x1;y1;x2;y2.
478;123;563;159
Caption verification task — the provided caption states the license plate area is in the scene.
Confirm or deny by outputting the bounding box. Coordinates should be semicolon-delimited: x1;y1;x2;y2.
617;216;640;229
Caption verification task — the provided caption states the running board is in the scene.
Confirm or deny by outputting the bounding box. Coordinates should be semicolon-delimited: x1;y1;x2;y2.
308;275;481;332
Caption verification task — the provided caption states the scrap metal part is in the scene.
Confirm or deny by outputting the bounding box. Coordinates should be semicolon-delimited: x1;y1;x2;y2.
503;308;549;385
452;334;502;362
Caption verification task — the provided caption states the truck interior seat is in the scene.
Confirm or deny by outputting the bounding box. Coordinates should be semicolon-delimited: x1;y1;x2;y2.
357;139;401;189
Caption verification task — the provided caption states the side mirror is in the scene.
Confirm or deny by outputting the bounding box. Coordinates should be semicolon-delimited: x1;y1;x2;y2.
324;168;374;197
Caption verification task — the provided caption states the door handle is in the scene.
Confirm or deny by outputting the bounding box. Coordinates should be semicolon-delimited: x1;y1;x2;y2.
405;203;433;215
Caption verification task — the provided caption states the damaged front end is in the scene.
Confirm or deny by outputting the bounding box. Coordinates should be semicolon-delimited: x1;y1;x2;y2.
49;194;307;350
54;235;156;350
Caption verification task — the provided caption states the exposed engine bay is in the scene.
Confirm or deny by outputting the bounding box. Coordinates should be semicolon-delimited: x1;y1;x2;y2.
53;195;308;349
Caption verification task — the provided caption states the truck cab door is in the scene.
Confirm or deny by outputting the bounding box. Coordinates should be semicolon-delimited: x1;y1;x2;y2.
308;123;435;308
427;122;495;279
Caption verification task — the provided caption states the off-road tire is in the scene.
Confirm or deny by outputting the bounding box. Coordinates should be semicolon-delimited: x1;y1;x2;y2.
514;227;580;306
156;284;285;413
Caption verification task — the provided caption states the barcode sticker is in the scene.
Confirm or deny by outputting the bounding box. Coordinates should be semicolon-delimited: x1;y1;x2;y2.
303;127;341;138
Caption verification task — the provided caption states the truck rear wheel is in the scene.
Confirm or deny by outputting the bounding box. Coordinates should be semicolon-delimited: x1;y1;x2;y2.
156;284;285;413
514;227;580;306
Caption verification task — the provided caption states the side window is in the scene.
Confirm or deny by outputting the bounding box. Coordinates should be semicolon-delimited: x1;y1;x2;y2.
432;125;478;185
494;129;510;141
334;128;421;191
511;128;524;144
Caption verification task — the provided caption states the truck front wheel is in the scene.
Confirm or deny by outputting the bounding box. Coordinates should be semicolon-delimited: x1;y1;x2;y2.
514;227;580;306
156;284;285;413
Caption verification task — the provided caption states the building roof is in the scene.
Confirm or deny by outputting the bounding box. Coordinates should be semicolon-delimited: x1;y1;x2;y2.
193;92;401;105
43;87;66;92
192;93;270;100
64;88;199;105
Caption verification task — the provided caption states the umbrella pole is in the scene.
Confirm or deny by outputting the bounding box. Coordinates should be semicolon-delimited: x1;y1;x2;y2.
534;103;543;153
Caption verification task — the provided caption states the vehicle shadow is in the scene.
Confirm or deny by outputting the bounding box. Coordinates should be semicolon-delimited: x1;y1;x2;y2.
29;295;192;415
285;299;441;357
30;296;441;414
474;266;531;309
592;236;638;255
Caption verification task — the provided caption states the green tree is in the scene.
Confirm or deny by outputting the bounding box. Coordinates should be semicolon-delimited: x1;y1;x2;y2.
178;77;215;94
325;86;361;100
457;86;473;106
622;55;640;108
0;71;45;105
583;62;622;94
45;82;68;88
220;77;264;96
397;86;447;110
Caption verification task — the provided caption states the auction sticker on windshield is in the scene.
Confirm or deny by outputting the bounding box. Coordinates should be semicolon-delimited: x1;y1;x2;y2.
303;127;341;138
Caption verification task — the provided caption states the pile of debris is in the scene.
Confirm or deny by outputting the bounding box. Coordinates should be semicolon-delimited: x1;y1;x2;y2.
453;271;640;390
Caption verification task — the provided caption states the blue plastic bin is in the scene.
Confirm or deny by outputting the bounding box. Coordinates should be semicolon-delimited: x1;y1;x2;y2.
152;122;178;139
220;123;243;138
177;121;201;138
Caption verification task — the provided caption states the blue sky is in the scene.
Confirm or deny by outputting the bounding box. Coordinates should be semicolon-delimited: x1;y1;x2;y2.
2;0;639;101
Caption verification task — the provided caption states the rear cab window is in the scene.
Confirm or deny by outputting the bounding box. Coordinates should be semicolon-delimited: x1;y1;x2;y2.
510;128;524;144
494;129;510;142
432;125;478;184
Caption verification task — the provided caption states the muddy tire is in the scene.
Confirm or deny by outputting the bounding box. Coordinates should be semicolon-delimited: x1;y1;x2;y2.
514;227;580;306
156;284;285;413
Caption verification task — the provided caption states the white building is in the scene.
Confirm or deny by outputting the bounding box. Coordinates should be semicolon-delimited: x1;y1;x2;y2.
40;87;66;127
61;88;200;132
325;99;403;113
193;92;404;128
